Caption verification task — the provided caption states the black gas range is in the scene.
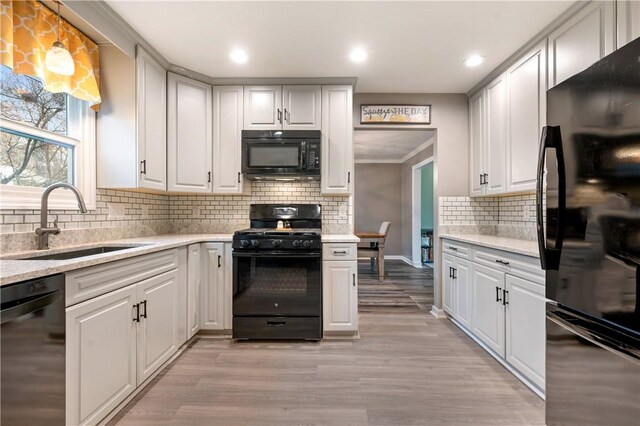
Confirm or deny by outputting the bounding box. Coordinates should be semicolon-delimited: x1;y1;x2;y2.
232;204;322;340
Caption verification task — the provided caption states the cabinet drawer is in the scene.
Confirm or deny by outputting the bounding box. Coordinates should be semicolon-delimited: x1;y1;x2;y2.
442;240;470;259
473;247;544;285
323;243;357;261
66;249;181;306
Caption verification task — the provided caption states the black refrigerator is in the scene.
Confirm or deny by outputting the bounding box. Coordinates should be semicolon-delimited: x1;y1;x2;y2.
539;37;640;425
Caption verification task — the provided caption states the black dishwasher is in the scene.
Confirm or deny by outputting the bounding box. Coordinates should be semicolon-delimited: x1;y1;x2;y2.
1;274;65;425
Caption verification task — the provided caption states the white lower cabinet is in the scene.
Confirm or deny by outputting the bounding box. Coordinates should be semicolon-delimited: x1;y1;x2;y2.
505;274;546;391
442;253;472;329
187;244;201;338
66;249;187;426
471;263;506;356
322;248;358;334
136;270;183;384
201;242;226;330
442;238;545;395
66;284;137;426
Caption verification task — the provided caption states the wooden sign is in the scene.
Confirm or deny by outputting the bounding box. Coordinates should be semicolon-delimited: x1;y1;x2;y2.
360;104;431;125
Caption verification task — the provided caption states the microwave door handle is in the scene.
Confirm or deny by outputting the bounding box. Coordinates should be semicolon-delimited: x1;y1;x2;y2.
300;141;306;170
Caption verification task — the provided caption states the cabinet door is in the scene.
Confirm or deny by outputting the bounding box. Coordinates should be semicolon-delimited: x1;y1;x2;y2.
548;1;615;88
243;86;282;130
442;253;455;315
136;47;167;191
213;86;244;194
321;85;353;195
453;258;472;329
505;274;546;391
471;263;505;357
617;0;640;48
484;74;507;195
187;244;201;339
167;73;212;193
323;260;358;332
136;269;181;384
283;85;321;130
66;284;137;426
201;242;225;330
506;42;546;193
469;89;485;197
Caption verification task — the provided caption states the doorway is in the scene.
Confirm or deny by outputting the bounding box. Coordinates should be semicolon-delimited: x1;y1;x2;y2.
411;157;434;268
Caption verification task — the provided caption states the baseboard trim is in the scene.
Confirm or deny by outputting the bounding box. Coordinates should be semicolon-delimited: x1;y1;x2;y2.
430;306;446;319
448;316;545;400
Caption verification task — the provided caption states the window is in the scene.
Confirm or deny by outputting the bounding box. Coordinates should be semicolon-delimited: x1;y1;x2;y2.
0;66;96;210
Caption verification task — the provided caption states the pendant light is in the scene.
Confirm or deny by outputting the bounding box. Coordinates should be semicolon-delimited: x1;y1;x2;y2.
45;0;75;76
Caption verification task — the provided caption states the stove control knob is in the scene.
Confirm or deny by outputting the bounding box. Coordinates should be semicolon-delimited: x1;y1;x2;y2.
303;240;313;248
292;240;301;248
240;239;250;248
251;240;260;248
272;239;282;248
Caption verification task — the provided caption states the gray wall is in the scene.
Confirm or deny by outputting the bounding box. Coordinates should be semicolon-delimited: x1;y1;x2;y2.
354;163;402;256
355;93;469;309
421;163;434;229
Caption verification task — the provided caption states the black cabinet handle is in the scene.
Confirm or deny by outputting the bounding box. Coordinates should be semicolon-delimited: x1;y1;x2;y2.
503;289;509;306
277;108;282;124
208;171;211;183
496;287;502;302
133;303;140;322
140;300;147;319
353;273;356;287
480;173;484;185
267;321;286;327
237;172;241;183
495;259;510;266
218;255;221;268
483;173;488;185
140;160;146;175
285;108;290;124
348;172;351;183
452;268;457;280
449;267;453;278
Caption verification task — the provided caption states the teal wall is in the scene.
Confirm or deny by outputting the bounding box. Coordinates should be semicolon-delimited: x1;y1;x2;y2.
421;163;434;229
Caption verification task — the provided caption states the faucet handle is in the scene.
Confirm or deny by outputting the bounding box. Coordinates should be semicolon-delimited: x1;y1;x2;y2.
53;218;61;235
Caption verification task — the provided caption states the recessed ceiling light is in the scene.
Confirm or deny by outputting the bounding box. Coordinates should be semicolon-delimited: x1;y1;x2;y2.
350;48;368;63
230;49;249;64
463;55;485;68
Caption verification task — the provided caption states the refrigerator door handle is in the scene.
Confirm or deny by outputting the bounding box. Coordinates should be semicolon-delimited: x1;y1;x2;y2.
547;311;640;366
536;125;565;270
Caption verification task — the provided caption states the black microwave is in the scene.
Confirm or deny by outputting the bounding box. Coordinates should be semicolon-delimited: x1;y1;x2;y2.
241;130;321;180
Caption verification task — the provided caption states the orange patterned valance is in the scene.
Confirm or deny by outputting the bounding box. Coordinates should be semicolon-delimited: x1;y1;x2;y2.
0;0;101;110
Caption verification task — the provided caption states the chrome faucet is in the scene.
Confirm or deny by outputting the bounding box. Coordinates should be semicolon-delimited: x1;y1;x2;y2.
35;183;88;250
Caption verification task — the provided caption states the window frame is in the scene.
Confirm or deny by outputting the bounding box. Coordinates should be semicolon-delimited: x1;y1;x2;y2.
0;94;96;211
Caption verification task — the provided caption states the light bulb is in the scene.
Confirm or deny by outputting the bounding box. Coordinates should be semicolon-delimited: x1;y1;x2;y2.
46;41;75;76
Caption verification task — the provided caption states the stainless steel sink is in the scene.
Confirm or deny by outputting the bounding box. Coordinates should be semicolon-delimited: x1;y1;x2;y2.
14;245;145;261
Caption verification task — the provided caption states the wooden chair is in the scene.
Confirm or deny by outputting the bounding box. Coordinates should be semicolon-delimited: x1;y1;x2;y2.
357;221;391;281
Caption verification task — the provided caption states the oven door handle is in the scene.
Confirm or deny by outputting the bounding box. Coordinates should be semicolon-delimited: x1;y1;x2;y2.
232;251;321;258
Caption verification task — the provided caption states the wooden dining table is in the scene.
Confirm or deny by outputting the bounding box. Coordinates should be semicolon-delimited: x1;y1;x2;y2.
355;231;386;280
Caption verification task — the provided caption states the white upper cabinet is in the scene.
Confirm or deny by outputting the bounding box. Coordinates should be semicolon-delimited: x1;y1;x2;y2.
283;85;322;130
243;86;283;130
167;73;212;193
548;1;615;88
469;90;485;197
506;42;546;193
321;85;353;195
213;86;244;194
136;47;167;191
617;0;640;48
484;74;507;195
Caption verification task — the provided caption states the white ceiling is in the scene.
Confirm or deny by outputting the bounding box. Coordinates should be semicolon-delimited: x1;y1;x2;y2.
105;0;572;93
354;130;434;161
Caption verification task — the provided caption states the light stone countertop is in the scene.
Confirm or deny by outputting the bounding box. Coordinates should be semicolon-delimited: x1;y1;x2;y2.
440;233;539;258
0;233;359;286
321;234;360;243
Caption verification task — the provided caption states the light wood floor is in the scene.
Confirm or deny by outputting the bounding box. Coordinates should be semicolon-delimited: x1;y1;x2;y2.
111;260;544;425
